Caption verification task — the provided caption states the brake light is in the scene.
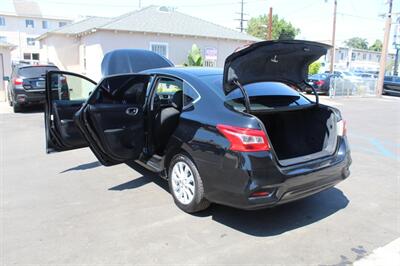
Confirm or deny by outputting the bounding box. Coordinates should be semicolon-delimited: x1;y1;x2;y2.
315;80;325;86
13;78;23;85
216;124;270;152
337;120;346;136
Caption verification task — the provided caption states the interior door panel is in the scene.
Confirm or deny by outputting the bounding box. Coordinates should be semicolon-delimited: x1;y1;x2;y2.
45;70;97;153
52;100;86;148
86;103;144;161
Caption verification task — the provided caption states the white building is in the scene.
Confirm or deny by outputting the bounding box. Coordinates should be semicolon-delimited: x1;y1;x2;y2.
325;46;395;72
0;11;71;62
37;6;260;81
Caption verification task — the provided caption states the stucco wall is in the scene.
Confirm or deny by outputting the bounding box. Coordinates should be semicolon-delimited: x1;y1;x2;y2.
40;35;80;72
82;31;249;81
39;30;252;82
0;47;12;91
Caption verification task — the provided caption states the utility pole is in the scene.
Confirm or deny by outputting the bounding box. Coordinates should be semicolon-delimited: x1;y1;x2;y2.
236;0;247;32
329;0;337;73
268;7;273;40
376;0;393;96
138;0;141;9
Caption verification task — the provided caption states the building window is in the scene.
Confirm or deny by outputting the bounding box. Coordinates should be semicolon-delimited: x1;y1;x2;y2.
32;53;39;60
204;60;217;67
150;42;168;58
42;20;48;29
26;37;35;46
0;16;5;26
23;53;31;60
351;52;356;61
363;53;367;60
25;19;34;28
0;36;6;43
58;21;67;27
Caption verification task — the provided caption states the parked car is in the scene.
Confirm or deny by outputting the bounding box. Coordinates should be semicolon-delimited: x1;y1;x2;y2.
44;41;351;213
383;76;400;96
325;70;361;82
306;73;335;95
7;64;59;112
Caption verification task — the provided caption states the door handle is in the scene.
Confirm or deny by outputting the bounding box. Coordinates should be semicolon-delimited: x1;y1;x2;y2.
125;107;139;116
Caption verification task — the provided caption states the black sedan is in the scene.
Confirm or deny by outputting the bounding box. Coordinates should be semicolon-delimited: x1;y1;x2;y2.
44;41;351;213
306;73;334;95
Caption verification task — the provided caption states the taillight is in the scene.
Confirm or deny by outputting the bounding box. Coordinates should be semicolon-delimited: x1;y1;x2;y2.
337;120;346;136
315;80;325;86
13;78;23;85
216;124;270;152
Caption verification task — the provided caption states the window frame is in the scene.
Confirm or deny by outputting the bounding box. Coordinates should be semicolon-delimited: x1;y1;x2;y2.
25;19;34;28
26;37;35;46
149;42;169;58
42;20;48;29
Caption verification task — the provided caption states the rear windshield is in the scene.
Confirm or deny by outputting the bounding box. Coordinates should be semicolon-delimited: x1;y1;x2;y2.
201;74;312;111
18;66;59;78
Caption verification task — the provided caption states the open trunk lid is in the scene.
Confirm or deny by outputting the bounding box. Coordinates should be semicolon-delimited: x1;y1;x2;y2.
223;40;331;94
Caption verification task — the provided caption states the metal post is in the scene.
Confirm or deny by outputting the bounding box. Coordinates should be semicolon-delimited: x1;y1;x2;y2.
394;48;399;76
376;0;393;96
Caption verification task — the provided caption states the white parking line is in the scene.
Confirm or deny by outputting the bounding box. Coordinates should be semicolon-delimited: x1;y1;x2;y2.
353;238;400;266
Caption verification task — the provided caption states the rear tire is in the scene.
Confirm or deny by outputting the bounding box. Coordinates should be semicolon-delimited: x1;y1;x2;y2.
13;103;22;113
168;154;210;213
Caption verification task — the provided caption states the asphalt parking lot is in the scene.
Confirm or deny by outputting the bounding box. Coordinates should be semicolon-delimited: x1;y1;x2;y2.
1;96;399;265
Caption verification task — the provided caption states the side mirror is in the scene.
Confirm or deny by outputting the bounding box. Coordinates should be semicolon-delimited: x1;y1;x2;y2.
3;76;10;81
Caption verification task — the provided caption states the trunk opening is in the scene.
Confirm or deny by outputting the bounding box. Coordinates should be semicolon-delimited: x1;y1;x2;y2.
253;105;338;166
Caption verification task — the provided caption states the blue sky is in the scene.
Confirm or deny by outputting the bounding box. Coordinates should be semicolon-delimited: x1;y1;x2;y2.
1;0;399;52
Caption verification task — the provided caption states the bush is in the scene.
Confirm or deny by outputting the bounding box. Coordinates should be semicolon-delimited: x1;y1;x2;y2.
309;61;321;75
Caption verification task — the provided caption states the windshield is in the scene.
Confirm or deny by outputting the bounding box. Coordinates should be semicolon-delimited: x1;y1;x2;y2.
18;66;59;78
201;74;312;111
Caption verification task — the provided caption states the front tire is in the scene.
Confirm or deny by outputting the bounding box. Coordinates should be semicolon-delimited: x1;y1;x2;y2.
168;154;210;213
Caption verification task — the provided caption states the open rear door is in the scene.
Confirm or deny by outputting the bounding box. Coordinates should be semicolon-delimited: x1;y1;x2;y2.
45;70;97;153
74;74;153;166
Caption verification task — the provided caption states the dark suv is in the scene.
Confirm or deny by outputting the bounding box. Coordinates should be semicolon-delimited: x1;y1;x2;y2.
7;64;59;112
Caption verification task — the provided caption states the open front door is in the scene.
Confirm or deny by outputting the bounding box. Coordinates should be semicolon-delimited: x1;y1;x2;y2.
45;70;97;153
74;74;152;166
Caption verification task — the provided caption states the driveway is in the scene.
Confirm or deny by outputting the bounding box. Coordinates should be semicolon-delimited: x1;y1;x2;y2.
1;96;399;265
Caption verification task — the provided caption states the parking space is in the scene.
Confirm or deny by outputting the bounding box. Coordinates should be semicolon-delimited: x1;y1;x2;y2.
1;96;399;265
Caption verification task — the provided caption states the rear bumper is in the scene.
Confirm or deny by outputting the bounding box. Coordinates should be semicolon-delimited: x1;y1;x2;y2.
199;137;351;210
12;88;46;105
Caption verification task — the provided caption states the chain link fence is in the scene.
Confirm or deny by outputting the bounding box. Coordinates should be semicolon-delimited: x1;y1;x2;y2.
329;77;378;98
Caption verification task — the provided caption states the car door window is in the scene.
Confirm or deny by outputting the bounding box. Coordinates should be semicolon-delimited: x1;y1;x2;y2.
51;73;96;101
154;77;183;109
183;82;200;107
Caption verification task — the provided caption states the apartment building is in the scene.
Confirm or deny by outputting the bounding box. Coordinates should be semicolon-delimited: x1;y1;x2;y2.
0;12;71;62
326;46;395;72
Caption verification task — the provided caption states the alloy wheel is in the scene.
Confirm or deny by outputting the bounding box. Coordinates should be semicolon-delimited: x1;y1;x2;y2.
171;161;195;205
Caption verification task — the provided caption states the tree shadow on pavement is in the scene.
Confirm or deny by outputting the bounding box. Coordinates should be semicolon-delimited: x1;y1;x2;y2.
109;161;349;237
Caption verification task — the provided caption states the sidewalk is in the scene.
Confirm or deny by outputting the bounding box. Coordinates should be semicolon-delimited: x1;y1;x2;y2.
0;89;6;102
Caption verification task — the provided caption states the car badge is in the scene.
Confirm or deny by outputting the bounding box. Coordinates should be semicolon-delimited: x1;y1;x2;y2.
271;55;278;63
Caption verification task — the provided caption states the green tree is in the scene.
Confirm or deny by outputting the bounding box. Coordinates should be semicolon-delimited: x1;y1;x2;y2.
246;14;300;40
344;37;368;50
369;39;382;52
185;44;203;66
308;61;321;75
